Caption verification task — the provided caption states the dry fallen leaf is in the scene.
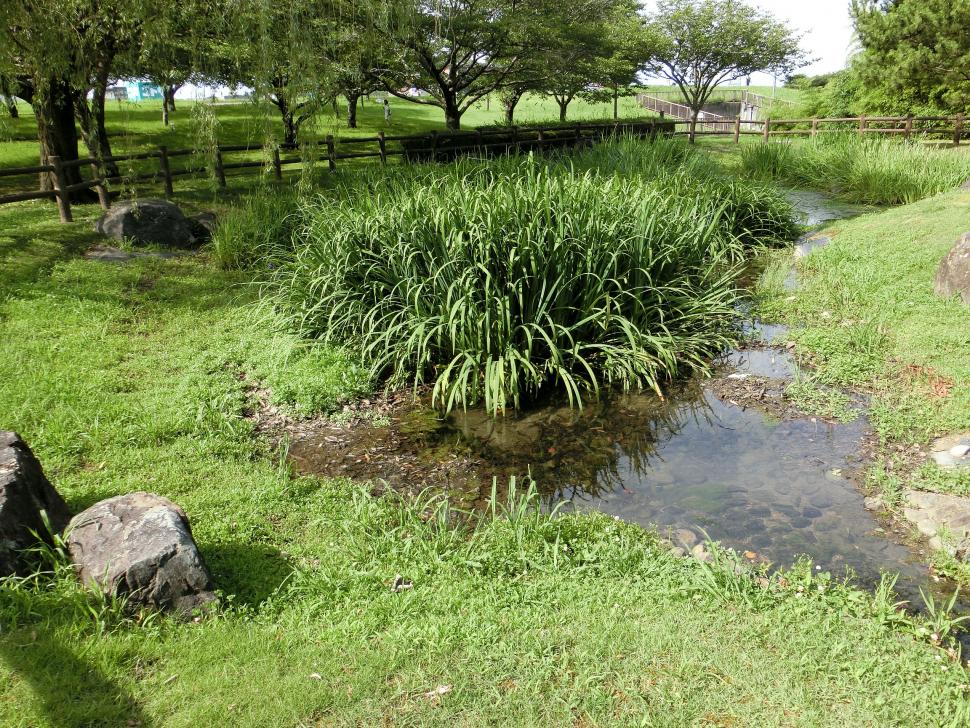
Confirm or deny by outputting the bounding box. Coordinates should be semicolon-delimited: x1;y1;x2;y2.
309;673;322;680
423;684;452;698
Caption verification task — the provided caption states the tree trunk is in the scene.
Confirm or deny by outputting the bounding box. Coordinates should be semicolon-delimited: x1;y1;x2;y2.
76;67;120;179
272;92;298;146
346;92;360;128
33;78;90;198
503;90;523;125
162;102;169;126
443;95;461;130
166;86;178;112
688;112;698;143
0;78;19;118
558;98;569;122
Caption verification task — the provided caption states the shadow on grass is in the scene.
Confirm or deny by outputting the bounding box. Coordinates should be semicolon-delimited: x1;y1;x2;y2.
205;542;295;609
0;627;154;727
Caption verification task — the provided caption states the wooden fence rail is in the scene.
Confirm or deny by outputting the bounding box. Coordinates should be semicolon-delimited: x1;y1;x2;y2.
0;114;964;224
0;120;671;223
664;114;965;145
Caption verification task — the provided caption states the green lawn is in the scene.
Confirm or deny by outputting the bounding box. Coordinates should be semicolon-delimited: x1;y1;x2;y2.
1;169;970;724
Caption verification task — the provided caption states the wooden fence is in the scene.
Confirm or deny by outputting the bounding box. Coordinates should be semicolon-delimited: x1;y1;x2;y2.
672;113;965;145
0;119;671;224
0;114;965;224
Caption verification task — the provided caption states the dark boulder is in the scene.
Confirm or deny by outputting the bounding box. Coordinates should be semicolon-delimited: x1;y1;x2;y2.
94;198;197;248
187;212;218;242
0;431;71;576
66;492;216;613
934;232;970;306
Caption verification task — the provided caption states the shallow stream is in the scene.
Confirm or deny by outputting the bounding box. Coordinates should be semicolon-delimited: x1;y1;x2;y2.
289;190;949;606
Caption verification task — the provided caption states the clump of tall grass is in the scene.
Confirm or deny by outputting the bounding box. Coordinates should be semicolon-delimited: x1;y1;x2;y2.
567;138;802;247
269;147;797;414
740;135;970;205
210;191;299;269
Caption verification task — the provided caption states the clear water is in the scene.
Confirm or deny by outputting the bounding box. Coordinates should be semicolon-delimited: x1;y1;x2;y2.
289;189;947;607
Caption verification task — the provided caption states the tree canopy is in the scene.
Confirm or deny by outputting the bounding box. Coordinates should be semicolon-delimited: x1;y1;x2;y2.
642;0;807;140
851;0;970;113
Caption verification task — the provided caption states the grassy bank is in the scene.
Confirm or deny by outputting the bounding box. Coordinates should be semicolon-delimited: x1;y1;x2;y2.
759;185;970;575
1;161;970;724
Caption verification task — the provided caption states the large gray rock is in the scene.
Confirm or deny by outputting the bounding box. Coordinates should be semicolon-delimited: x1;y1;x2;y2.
0;431;71;576
935;232;970;306
66;492;216;613
94;198;197;248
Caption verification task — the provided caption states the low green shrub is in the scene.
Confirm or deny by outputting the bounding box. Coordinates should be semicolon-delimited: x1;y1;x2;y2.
268;141;799;413
740;135;970;205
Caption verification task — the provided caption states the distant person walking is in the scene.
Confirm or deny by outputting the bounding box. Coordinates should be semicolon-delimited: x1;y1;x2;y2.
383;98;391;123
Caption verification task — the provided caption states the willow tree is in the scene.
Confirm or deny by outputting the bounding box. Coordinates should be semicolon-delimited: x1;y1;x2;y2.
643;0;807;141
0;0;174;192
230;0;345;146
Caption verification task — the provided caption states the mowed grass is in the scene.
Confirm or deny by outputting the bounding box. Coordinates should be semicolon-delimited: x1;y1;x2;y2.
1;187;970;724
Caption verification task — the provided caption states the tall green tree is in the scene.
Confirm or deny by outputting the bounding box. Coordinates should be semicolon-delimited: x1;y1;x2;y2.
230;0;343;145
581;5;652;120
497;0;640;124
851;0;970;113
642;0;807;141
376;0;545;130
0;0;151;193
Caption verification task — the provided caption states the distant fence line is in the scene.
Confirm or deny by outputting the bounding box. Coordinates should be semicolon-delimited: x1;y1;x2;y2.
0;120;673;224
684;113;966;145
0;114;965;225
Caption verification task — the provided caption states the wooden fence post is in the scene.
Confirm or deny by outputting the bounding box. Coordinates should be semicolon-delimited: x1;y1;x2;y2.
511;125;519;153
326;135;336;171
271;147;282;180
213;148;227;189
537;126;545;151
49;155;72;223
811;118;819;138
858;115;867;137
89;159;110;210
159;145;174;196
575;121;582;147
378;132;387;164
733;116;741;144
429;130;438;160
762;118;770;141
904;113;914;140
954;114;964;147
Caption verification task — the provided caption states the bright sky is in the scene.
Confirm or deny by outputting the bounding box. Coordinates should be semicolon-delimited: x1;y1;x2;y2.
641;0;856;85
